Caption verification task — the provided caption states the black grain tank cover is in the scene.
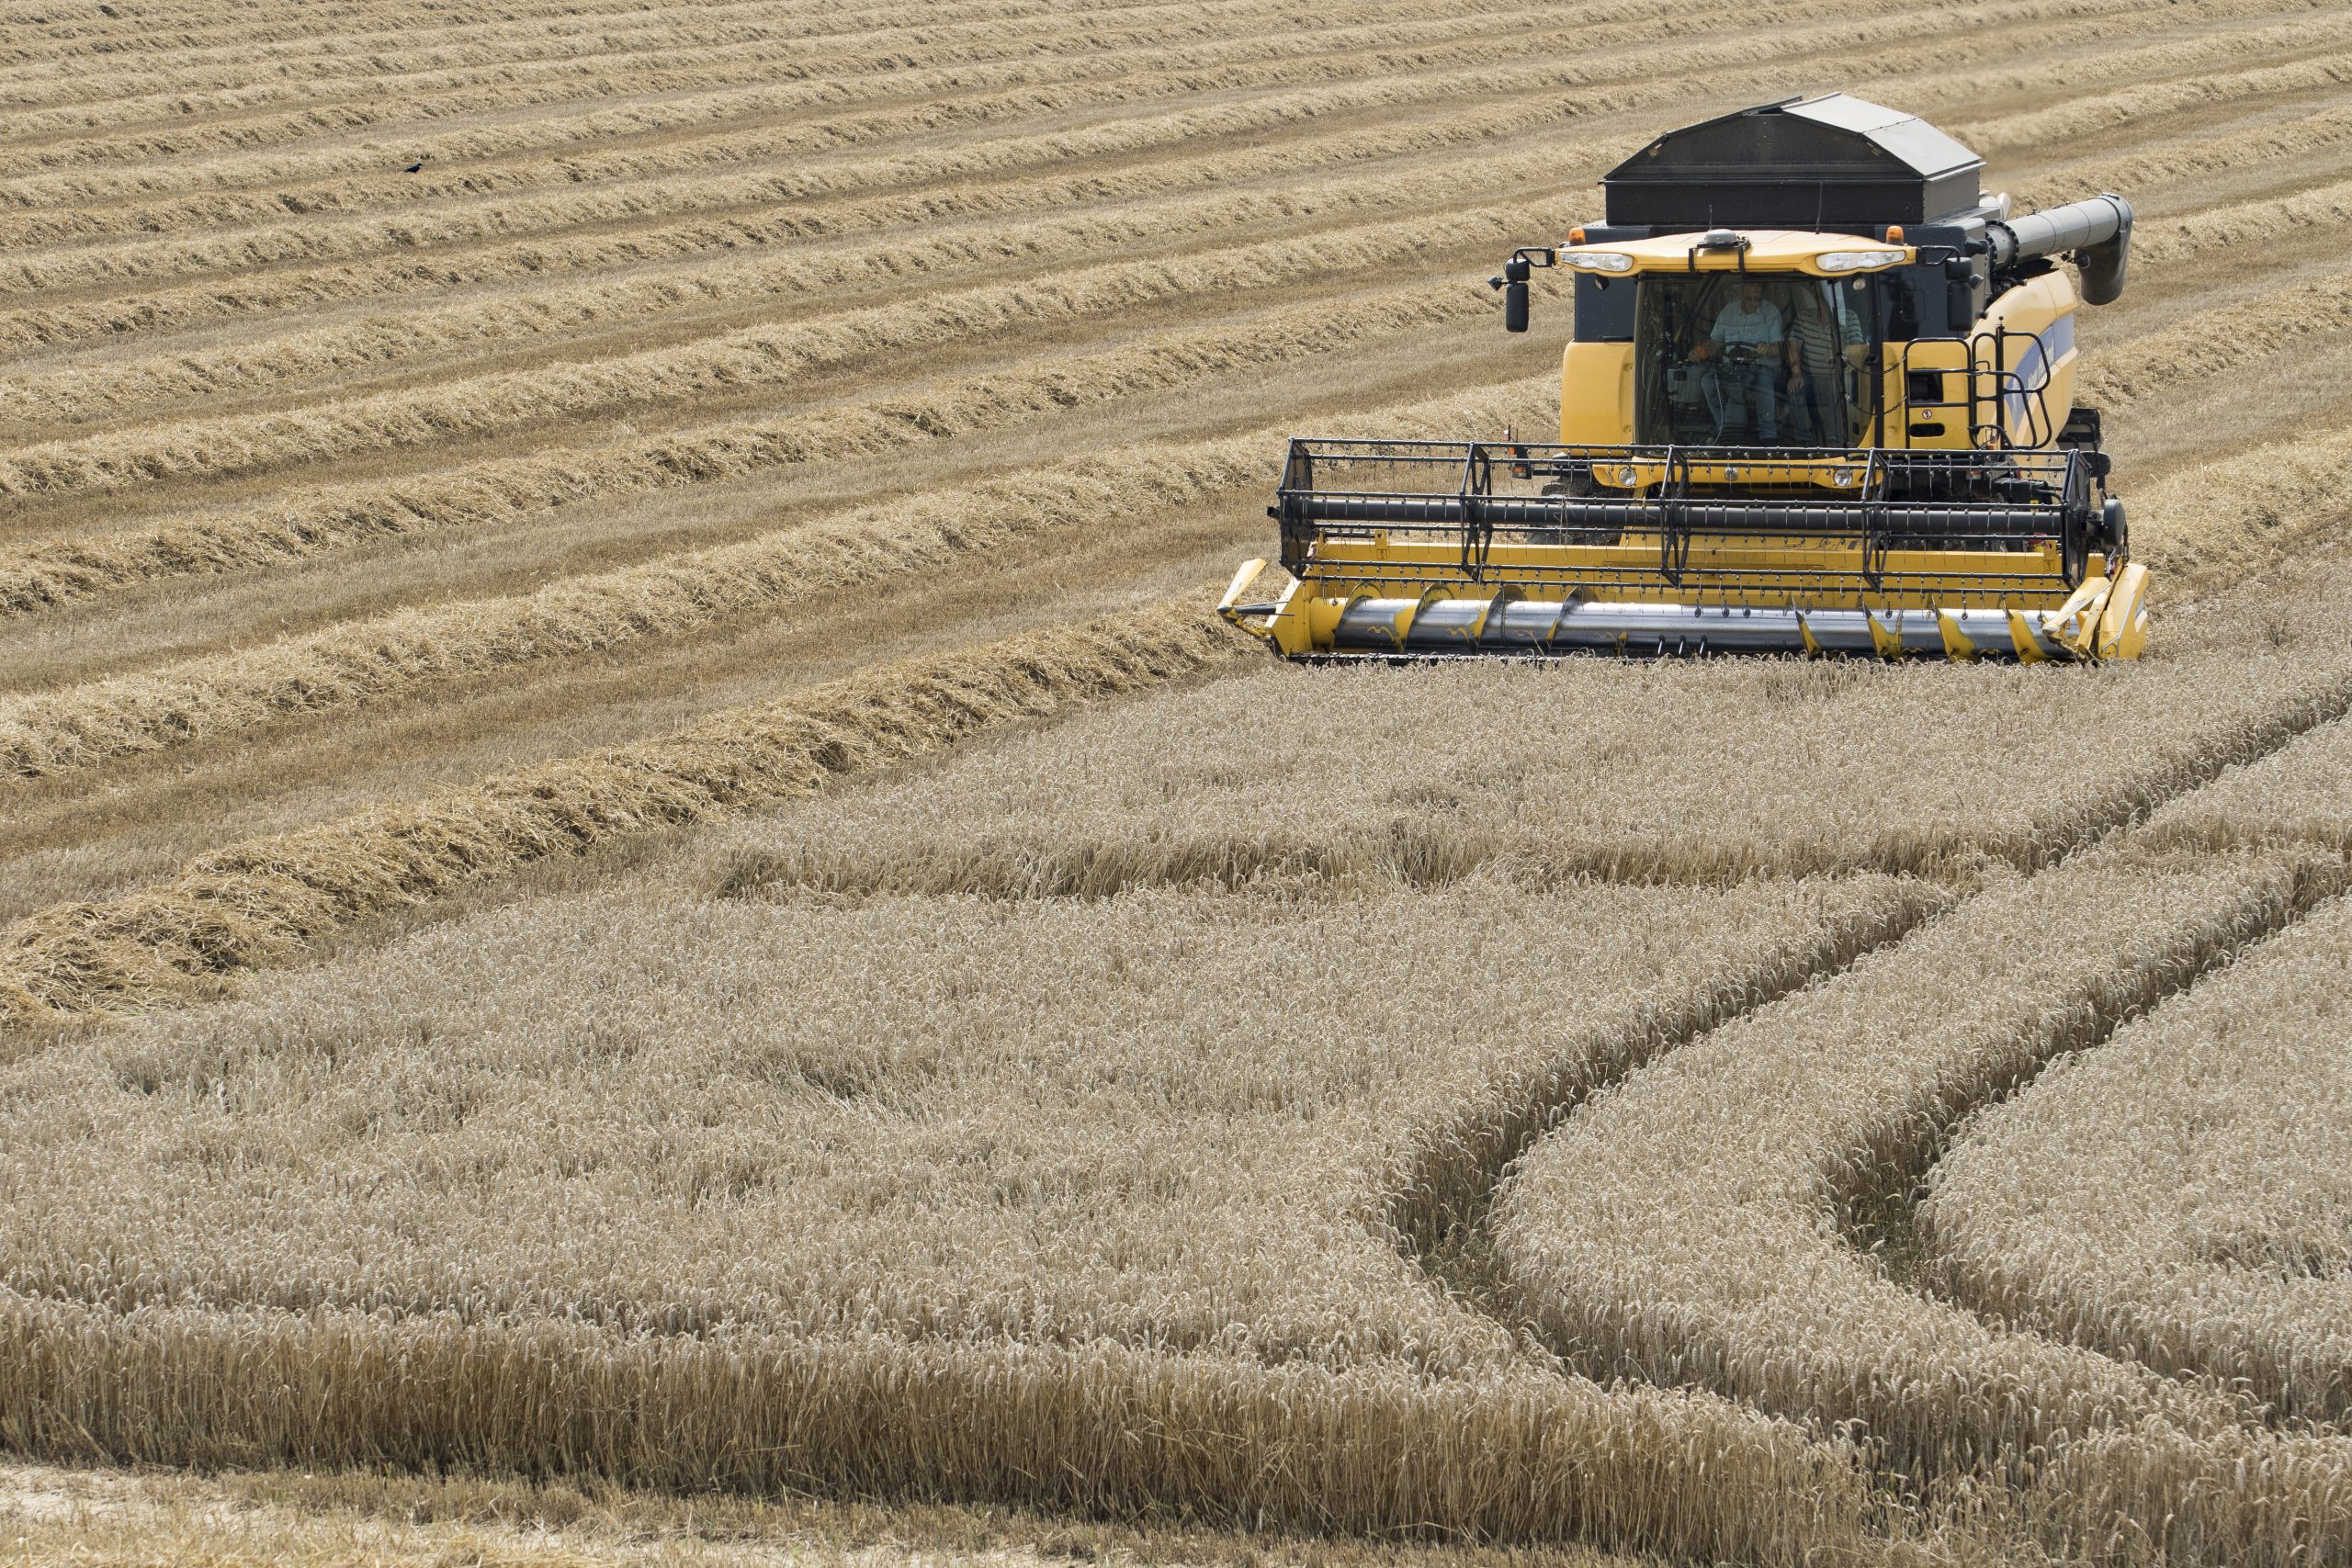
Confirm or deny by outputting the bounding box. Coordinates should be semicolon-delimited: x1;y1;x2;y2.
1604;95;1984;229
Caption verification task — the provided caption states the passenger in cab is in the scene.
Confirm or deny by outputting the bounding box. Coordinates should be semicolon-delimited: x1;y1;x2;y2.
1783;285;1868;446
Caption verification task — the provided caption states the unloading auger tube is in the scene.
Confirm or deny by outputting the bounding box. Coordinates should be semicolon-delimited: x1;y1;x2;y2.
1217;95;2151;661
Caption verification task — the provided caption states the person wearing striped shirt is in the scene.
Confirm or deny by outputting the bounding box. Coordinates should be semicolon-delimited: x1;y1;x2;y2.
1782;286;1868;445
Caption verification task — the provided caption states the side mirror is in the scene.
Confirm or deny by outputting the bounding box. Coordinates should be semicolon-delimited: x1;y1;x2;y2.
1499;254;1532;333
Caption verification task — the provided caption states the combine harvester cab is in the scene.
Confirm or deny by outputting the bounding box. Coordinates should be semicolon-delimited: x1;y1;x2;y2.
1220;95;2148;660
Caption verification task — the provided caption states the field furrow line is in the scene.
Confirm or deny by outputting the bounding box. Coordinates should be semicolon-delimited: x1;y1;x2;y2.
0;0;1443;130
6;0;2210;211
7;133;2319;510
0;161;2335;641
0;176;1572;447
0;9;2298;362
2079;263;2352;416
22;90;2348;431
0;5;1627;247
0;0;1157;77
0;4;1687;190
0;245;1512;510
2007;100;2352;209
0;598;1250;1026
0;273;1498;610
1961;42;2352;162
0;0;2305;292
0;377;1551;780
0;0;1555;188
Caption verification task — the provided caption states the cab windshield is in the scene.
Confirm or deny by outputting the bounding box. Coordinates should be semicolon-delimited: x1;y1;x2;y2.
1633;273;1879;449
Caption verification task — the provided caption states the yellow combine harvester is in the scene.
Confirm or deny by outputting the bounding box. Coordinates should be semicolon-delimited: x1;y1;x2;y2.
1220;95;2146;660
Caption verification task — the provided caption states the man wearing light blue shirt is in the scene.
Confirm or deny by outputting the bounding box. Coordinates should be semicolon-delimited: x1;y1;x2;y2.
1694;281;1785;442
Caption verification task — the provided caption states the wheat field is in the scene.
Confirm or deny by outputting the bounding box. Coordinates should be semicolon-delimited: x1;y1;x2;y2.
6;0;2352;1562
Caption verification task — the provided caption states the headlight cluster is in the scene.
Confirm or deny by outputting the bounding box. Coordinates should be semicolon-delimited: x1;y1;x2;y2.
1816;249;1905;273
1559;251;1635;273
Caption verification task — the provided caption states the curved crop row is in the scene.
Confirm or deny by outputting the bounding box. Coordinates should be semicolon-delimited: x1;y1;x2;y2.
1924;889;2352;1426
1489;841;2352;1563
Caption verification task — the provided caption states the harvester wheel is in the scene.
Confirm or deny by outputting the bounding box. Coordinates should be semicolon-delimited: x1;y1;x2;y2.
1541;468;1622;547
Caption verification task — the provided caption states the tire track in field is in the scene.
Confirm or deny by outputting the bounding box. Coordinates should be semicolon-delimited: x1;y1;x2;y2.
1848;863;2352;1438
1379;510;2352;1273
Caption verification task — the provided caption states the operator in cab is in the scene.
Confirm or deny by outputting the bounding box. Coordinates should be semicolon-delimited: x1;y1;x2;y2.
1691;279;1787;442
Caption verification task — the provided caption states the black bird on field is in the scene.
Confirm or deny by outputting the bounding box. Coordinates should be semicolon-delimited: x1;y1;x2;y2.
403;159;426;174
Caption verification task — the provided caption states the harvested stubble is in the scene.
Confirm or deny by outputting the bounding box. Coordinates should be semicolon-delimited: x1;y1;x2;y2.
20;73;2334;435
0;268;1498;508
0;0;1589;193
0;0;2273;361
1487;842;2352;1564
1922;894;2352;1426
2;0;2213;233
0;2;1636;222
2077;264;2352;419
0;0;1504;164
0;0;2292;298
6;141;1604;428
0;874;1921;1561
0;197;1560;491
0;378;1547;781
715;563;2352;901
0;597;1244;1025
0;276;1487;611
0;82;1637;356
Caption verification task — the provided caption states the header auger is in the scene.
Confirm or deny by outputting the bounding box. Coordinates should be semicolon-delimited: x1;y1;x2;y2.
1220;95;2148;660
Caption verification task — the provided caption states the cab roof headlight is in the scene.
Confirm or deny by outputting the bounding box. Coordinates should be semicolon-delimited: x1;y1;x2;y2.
1559;251;1634;273
1816;249;1905;273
